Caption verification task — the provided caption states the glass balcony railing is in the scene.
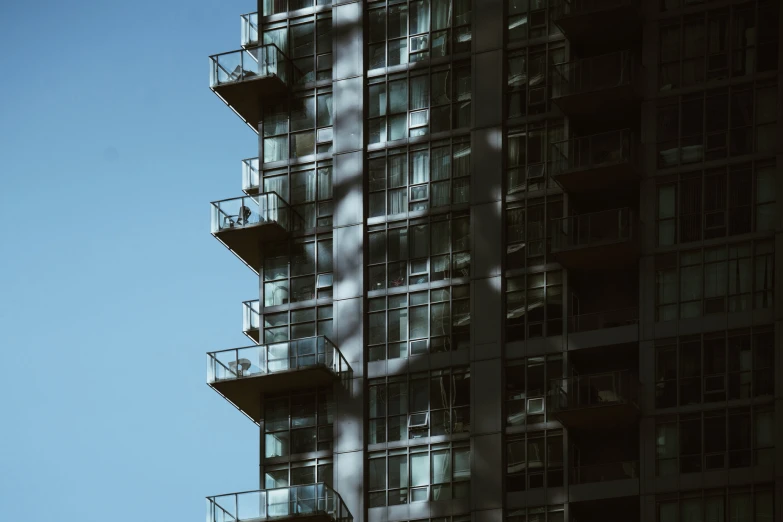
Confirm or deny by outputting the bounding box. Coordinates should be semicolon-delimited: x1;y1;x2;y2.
551;370;638;413
552;51;637;98
553;0;637;19
550;130;636;178
242;157;260;193
210;44;299;89
242;300;260;335
207;336;351;385
568;307;638;333
571;461;639;484
240;12;259;47
551;208;636;253
207;484;353;522
210;192;304;235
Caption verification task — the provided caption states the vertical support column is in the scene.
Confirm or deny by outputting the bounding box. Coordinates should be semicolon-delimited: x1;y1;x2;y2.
331;1;365;519
470;0;505;519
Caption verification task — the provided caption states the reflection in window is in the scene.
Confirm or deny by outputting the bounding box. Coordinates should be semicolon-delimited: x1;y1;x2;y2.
507;0;563;42
506;270;563;341
656;409;774;475
368;0;472;70
368;443;470;506
264;457;333;490
264;305;333;344
655;161;776;246
368;214;470;291
655;240;774;321
507;430;564;491
369;138;471;217
654;327;774;409
656;83;777;169
369;63;472;144
506;196;563;269
263;91;333;163
368;286;470;361
264;388;334;458
369;368;470;444
659;1;777;86
263;161;333;228
506;355;563;427
507;45;565;119
264;236;334;308
506;121;564;195
263;13;333;82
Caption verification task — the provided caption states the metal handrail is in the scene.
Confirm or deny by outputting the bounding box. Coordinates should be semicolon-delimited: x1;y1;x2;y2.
552;50;637;98
207;483;353;522
207;336;351;384
240;12;259;46
242;300;260;333
550;129;636;176
209;43;302;88
550;369;638;412
568;307;638;332
551;207;636;252
210;192;304;234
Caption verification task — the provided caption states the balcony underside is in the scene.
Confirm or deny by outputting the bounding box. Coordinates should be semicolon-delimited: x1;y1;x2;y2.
555;7;640;48
213;222;290;273
554;161;639;195
554;403;640;432
244;328;261;344
552;241;639;270
210;366;339;423
212;75;287;129
569;477;639;503
553;85;639;123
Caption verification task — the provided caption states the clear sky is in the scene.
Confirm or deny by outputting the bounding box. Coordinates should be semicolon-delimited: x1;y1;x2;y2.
0;1;264;520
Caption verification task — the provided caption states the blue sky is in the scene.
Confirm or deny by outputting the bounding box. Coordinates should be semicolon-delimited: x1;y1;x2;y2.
0;2;263;520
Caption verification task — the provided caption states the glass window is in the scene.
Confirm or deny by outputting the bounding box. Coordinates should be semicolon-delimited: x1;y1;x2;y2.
264;389;334;458
506;270;563;341
369;63;471;144
505;355;563;427
369;139;471;218
368;0;472;70
368;444;470;505
368;285;470;361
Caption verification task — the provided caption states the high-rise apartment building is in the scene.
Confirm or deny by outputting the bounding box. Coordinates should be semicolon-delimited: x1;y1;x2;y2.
205;2;782;522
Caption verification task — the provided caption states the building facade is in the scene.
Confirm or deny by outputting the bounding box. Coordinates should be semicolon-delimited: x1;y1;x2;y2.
206;2;783;522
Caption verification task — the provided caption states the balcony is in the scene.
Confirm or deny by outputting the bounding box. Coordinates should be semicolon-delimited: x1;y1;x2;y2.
550;370;640;431
211;193;304;273
552;0;640;47
568;308;638;333
241;12;259;47
551;51;642;121
207;336;351;423
242;157;260;195
551;208;639;270
572;461;638;484
210;44;300;130
208;484;353;522
550;130;640;195
242;300;260;343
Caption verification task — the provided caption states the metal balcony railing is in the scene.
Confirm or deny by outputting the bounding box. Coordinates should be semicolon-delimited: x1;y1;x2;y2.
571;460;639;484
207;336;351;384
210;192;304;235
550;130;636;177
552;51;637;98
551;370;638;413
207;484;353;522
241;157;260;193
242;300;260;334
240;12;259;47
552;208;636;253
209;44;299;89
568;307;638;332
552;0;637;19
